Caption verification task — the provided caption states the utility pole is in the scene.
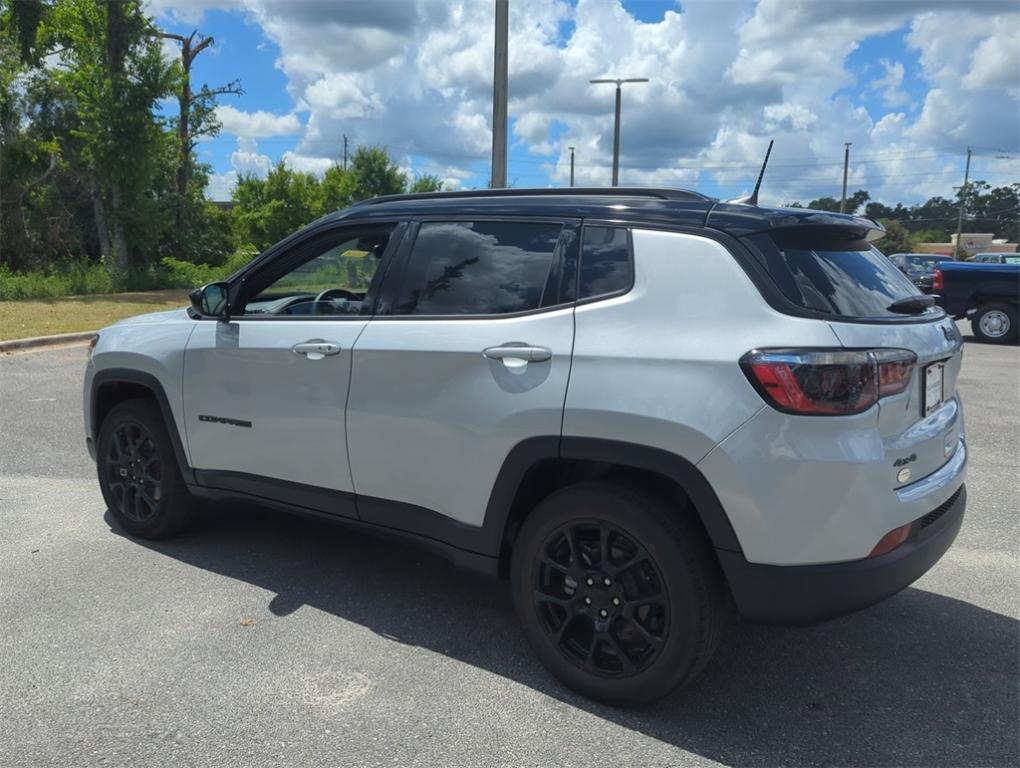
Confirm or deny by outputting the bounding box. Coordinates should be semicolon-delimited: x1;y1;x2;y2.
568;146;575;187
954;147;972;260
590;78;648;186
840;142;851;213
343;134;349;171
490;0;509;188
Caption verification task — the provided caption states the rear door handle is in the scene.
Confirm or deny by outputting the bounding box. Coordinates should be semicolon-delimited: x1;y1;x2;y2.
482;344;552;363
292;340;341;360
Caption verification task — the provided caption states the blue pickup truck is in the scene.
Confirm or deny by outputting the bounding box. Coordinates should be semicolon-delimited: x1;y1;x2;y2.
935;261;1020;344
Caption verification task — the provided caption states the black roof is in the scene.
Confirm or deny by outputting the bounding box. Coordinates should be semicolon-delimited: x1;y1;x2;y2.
319;187;883;240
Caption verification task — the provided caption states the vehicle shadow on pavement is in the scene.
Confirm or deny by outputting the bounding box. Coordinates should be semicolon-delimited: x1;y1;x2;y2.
109;503;1019;768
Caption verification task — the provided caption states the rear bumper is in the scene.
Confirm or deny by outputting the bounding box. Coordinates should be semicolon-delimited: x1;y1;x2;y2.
719;483;966;625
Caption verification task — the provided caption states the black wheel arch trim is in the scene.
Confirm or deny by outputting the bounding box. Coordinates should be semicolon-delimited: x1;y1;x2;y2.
557;437;743;553
90;368;195;485
475;435;744;560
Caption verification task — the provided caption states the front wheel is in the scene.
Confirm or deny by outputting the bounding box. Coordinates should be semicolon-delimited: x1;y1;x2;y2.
971;303;1018;344
510;482;726;706
96;398;195;539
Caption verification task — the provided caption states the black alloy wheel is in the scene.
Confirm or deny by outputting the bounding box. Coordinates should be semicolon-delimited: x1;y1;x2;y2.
103;420;163;523
534;520;668;676
511;482;726;706
97;398;194;539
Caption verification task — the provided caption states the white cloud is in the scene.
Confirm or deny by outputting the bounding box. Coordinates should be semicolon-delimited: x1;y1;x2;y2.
281;151;335;175
871;59;911;108
147;0;242;26
216;105;301;138
206;171;237;201
181;0;1017;205
230;136;272;176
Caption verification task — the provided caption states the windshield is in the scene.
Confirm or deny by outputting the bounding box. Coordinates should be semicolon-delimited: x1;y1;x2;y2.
905;255;949;275
751;231;942;319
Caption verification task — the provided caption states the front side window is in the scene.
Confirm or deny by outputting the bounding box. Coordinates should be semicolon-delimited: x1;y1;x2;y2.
239;225;395;316
579;226;632;299
392;221;562;315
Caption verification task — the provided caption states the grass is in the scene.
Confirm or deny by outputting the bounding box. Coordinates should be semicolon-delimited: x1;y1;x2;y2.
0;289;191;341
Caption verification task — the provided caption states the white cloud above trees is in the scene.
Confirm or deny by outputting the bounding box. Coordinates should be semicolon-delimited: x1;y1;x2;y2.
157;0;1019;205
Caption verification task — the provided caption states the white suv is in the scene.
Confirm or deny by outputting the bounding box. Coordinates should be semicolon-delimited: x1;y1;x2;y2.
84;188;967;706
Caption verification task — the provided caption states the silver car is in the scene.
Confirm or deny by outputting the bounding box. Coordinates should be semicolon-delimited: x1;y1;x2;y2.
84;188;966;706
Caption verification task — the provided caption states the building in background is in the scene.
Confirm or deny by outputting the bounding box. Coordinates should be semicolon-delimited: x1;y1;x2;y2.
918;233;1018;258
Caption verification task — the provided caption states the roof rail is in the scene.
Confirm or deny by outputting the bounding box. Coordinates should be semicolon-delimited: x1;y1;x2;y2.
352;186;713;206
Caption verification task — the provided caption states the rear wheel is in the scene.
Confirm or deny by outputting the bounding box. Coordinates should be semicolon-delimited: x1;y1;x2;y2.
97;398;194;539
971;303;1017;344
510;482;726;706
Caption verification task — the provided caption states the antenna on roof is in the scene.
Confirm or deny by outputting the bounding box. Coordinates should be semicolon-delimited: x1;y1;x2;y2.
729;139;774;206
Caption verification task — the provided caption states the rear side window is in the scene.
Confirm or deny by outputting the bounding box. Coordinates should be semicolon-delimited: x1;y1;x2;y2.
393;221;562;315
580;226;632;299
750;230;937;319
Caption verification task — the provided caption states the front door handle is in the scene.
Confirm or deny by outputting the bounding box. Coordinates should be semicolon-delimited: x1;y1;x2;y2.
482;344;552;366
292;340;341;360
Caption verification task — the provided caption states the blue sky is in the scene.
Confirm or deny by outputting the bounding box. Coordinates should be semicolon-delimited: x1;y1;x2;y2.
151;0;1019;205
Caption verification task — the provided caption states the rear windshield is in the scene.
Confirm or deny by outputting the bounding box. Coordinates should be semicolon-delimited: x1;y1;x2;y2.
750;230;941;319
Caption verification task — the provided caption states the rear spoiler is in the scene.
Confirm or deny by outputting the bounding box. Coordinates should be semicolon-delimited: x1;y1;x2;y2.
705;202;885;242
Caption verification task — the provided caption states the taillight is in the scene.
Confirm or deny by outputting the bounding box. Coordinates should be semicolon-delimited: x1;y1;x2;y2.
933;268;944;292
741;349;917;416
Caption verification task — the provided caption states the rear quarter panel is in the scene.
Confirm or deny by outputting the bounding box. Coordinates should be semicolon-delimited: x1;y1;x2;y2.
563;229;843;461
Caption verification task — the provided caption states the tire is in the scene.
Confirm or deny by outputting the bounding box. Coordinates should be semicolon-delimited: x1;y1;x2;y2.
510;482;726;706
96;398;195;539
971;303;1018;344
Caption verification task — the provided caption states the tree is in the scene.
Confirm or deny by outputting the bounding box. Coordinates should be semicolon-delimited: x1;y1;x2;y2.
349;146;406;200
232;162;325;250
875;219;916;255
51;0;176;269
0;0;56;270
159;29;241;240
798;189;869;214
409;173;443;193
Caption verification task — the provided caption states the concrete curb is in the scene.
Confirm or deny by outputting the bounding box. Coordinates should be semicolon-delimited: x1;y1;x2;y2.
0;331;96;353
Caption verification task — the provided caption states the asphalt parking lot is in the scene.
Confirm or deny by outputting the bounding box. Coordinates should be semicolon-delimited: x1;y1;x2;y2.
1;326;1017;768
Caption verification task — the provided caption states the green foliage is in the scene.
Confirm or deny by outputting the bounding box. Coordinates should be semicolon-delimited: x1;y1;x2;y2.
797;190;870;214
409;174;444;193
349;145;407;200
232;162;325;251
0;249;255;300
796;184;1019;243
230;148;445;252
875;219;917;254
160;250;254;288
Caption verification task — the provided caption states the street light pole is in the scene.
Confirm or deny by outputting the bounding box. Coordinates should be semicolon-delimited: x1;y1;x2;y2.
590;77;648;186
568;146;575;187
490;0;509;188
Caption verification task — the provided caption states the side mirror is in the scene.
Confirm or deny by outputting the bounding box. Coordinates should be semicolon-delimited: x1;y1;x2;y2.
190;282;230;318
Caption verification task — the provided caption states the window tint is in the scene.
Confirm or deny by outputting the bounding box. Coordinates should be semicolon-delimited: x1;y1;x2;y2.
580;226;631;299
242;226;394;316
752;231;939;319
393;221;562;315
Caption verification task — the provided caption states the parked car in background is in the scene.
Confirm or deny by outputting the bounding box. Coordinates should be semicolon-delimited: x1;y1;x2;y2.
971;253;1020;265
935;261;1020;344
889;253;954;293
